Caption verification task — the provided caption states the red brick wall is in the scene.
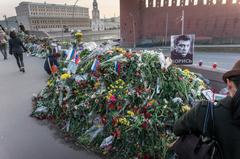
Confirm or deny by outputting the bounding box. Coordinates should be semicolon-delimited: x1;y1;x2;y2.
120;0;240;47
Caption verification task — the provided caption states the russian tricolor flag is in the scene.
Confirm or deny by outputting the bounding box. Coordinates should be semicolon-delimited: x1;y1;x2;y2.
75;54;80;64
69;49;76;60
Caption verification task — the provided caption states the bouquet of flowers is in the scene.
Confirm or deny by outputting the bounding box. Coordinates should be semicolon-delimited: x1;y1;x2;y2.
75;32;83;44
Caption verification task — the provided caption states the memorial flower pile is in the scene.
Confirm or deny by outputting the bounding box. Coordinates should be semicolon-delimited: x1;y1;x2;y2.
31;47;207;159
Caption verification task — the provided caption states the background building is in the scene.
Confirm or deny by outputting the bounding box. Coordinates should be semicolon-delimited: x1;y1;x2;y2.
0;16;18;30
120;0;240;47
15;2;90;32
91;0;104;31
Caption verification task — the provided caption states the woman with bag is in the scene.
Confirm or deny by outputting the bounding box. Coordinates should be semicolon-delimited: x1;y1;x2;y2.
9;30;27;72
173;60;240;159
44;52;60;75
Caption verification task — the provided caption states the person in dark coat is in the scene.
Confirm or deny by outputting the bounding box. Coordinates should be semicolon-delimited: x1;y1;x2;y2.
0;28;7;60
44;52;60;75
173;60;240;159
19;23;26;33
9;30;27;72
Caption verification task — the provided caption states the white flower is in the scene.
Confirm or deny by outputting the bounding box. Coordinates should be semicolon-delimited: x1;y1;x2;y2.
164;57;172;69
102;54;127;64
100;135;114;149
91;93;96;99
172;97;183;104
163;99;168;104
74;105;78;110
35;106;48;113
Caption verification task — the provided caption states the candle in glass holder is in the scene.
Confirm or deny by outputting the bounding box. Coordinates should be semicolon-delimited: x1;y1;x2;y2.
212;63;217;69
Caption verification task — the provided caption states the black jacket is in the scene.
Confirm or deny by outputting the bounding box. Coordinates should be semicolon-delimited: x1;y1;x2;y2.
9;37;27;55
44;55;59;75
174;97;240;159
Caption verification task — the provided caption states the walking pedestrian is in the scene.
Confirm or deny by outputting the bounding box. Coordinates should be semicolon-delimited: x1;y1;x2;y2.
9;31;27;72
173;60;240;159
0;28;8;60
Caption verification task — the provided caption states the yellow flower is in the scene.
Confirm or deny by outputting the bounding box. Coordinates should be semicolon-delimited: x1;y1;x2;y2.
75;32;83;36
181;105;191;113
47;80;53;87
183;69;191;78
106;92;113;100
118;117;130;126
127;111;135;117
60;73;71;80
94;81;100;88
149;99;156;105
199;85;206;90
113;47;125;54
102;151;107;155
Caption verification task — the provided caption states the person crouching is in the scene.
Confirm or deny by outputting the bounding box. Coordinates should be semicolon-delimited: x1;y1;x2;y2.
44;52;60;75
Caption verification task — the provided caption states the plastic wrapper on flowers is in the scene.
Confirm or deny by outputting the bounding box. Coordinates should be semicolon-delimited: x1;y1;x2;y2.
31;47;208;159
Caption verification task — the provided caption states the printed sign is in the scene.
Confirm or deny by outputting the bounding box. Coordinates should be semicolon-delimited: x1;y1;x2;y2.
171;34;195;65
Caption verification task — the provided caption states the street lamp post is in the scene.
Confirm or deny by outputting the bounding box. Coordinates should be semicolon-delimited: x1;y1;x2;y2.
72;0;79;31
3;15;9;28
181;10;184;35
165;12;168;46
129;13;136;48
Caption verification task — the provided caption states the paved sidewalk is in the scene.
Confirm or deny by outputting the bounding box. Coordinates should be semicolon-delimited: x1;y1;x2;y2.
0;55;100;159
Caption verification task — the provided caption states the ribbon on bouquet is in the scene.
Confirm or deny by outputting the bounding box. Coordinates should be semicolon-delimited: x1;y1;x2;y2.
114;61;121;75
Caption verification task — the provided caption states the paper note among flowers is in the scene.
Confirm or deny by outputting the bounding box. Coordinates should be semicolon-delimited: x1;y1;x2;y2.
202;89;226;102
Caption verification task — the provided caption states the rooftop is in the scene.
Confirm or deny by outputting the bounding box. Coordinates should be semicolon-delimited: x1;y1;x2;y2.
18;1;88;9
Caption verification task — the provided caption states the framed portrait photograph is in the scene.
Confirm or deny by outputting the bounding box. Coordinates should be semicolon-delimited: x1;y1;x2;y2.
170;34;195;65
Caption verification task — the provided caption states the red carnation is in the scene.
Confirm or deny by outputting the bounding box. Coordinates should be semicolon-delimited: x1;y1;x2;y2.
110;95;117;103
117;105;122;110
144;112;152;119
101;116;107;125
144;154;151;159
112;117;118;127
109;103;115;110
141;121;148;129
113;128;121;138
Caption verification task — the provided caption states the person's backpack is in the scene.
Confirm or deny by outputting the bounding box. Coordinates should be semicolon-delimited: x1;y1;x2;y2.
171;102;223;159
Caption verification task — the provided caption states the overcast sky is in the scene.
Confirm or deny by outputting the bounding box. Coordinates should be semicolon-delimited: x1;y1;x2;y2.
0;0;119;20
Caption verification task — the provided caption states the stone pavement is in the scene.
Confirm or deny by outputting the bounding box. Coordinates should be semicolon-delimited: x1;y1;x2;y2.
0;55;100;159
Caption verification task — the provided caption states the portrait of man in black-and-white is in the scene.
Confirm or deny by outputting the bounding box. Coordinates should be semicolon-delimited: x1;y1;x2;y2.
171;34;195;65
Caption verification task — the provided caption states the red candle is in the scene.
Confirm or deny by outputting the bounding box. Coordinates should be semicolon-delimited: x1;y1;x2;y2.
212;63;217;69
